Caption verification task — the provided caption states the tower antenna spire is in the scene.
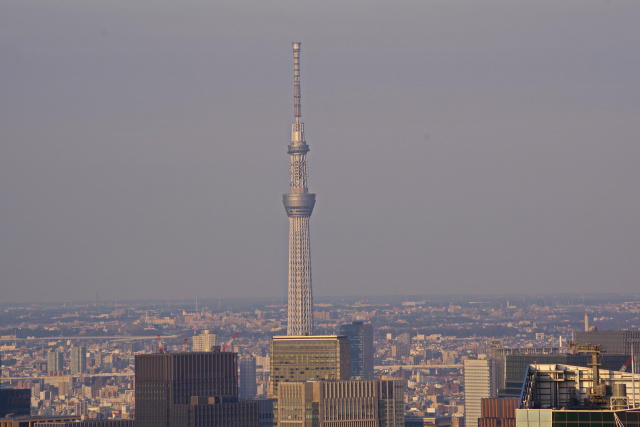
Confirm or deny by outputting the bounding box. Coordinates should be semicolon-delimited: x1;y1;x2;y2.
293;42;302;121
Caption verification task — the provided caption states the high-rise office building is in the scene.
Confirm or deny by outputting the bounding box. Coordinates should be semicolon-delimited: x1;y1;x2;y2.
47;350;64;375
465;358;496;427
192;330;219;352
585;313;590;331
277;380;405;427
340;321;374;379
573;330;640;372
135;350;260;427
239;355;257;400
70;345;87;375
283;42;316;336
573;330;640;355
268;335;350;398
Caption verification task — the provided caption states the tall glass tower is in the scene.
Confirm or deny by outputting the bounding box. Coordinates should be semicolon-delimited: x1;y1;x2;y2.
70;345;86;375
239;355;257;400
283;42;315;336
340;321;374;379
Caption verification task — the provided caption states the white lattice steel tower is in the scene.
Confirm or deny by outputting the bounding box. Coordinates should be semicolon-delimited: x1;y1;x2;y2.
283;42;315;336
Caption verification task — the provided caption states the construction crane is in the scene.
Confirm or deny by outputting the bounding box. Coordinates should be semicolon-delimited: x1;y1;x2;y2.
568;341;605;402
620;356;632;372
221;332;239;352
182;338;189;352
157;335;164;354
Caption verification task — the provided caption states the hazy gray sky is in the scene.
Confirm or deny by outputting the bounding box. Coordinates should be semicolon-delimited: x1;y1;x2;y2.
2;0;639;303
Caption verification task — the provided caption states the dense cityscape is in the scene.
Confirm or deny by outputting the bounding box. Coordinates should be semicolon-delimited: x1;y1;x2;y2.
1;294;639;425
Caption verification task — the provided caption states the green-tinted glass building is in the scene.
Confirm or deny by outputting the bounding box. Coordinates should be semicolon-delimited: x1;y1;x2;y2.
516;408;640;427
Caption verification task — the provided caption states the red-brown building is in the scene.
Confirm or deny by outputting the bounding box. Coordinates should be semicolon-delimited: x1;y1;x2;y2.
478;398;517;427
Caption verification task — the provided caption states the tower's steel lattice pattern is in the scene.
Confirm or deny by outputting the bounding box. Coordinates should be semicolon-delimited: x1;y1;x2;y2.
283;42;315;336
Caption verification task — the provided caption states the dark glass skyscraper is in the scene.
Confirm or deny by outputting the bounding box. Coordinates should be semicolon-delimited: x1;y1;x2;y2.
135;350;259;427
239;355;257;400
0;389;30;418
340;321;374;379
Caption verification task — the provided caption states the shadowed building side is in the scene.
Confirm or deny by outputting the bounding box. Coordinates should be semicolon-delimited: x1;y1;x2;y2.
340;321;374;380
135;351;238;427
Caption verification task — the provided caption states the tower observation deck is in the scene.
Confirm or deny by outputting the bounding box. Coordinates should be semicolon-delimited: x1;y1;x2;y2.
283;42;315;336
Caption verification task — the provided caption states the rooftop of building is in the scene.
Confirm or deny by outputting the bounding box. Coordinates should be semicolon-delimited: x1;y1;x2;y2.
271;334;347;340
519;364;640;411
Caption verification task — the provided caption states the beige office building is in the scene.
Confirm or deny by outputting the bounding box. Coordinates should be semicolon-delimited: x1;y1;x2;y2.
268;335;351;397
464;358;495;427
192;330;219;352
277;380;405;427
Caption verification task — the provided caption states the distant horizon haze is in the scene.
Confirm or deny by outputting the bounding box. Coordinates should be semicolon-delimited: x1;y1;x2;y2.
2;1;639;303
1;292;638;308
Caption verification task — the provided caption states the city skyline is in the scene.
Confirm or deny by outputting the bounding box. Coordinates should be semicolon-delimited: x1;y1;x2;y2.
2;291;639;422
2;1;640;303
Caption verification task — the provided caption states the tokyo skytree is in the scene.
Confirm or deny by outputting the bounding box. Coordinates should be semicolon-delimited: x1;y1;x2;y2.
283;42;315;336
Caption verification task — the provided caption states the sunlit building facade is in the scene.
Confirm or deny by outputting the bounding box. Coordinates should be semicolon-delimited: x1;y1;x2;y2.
277;380;404;427
465;359;496;427
192;330;219;352
268;335;350;398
